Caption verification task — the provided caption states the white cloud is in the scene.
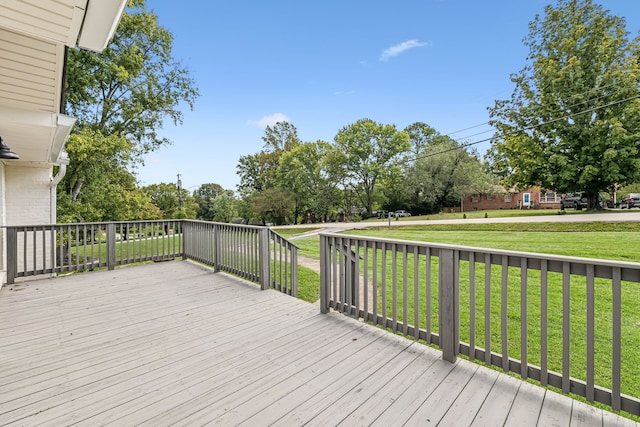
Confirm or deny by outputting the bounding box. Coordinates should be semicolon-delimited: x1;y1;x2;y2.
380;39;430;61
248;113;290;128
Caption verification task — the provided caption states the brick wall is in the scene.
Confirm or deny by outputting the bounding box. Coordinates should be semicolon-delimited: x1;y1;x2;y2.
3;165;54;282
5;164;52;225
462;188;562;212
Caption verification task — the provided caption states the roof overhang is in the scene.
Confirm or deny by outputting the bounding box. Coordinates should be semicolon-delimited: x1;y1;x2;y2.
78;0;128;52
0;0;126;165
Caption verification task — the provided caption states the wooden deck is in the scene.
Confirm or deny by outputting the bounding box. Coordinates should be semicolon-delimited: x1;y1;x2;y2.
0;261;637;426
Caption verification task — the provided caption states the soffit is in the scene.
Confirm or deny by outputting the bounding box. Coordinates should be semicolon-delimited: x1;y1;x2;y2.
0;0;125;164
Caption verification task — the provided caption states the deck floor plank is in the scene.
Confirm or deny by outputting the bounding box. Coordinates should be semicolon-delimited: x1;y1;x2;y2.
503;380;546;427
0;261;637;427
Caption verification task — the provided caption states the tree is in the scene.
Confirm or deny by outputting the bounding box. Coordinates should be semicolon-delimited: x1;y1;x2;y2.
210;191;237;223
236;122;301;197
193;183;226;220
63;128;133;204
251;188;294;226
65;0;198;154
333;119;411;216
404;122;439;157
60;0;198;220
236;152;271;196
262;121;301;153
142;183;197;219
488;0;640;209
403;138;495;212
276;141;338;224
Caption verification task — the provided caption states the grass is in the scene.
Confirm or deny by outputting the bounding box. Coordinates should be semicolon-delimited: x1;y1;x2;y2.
292;221;640;262
70;235;183;263
297;266;320;303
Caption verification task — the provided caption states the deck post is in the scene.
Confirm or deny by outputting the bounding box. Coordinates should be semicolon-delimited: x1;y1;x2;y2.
213;223;220;271
439;248;459;363
181;220;189;261
258;227;270;290
6;227;17;284
106;223;116;270
320;234;329;313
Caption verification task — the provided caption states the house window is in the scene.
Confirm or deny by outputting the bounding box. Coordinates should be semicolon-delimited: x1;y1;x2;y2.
487;194;493;201
504;194;512;202
471;194;479;202
540;192;561;203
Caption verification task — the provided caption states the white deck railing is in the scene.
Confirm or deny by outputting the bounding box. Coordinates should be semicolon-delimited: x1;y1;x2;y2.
319;232;640;416
5;220;297;296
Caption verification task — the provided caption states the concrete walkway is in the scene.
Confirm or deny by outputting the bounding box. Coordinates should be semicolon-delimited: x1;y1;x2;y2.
278;210;640;233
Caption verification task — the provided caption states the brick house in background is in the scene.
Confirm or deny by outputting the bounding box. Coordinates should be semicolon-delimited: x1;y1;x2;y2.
459;187;562;212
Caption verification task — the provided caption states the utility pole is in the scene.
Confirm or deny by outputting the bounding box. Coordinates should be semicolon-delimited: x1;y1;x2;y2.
177;173;182;213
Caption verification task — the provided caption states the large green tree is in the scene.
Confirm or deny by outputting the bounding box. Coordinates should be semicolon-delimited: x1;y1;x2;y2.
404;122;439;157
60;0;198;221
236;122;300;197
276;141;339;223
193;183;226;220
488;0;640;209
403;138;495;212
142;183;197;219
251;188;294;226
333;119;411;216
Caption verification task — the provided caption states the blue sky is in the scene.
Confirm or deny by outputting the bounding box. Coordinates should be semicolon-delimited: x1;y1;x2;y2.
137;0;640;192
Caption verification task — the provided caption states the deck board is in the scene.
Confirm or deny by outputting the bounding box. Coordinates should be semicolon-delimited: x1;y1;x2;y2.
0;261;637;426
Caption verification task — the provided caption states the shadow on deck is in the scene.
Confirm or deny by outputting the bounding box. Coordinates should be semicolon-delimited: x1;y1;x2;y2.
0;261;636;426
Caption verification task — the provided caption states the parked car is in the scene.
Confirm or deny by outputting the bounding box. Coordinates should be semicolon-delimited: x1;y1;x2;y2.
560;193;588;210
619;193;640;209
394;210;411;217
560;193;603;210
371;210;389;218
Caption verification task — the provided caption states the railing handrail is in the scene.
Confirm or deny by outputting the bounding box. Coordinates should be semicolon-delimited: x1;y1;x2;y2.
2;219;183;228
319;231;640;275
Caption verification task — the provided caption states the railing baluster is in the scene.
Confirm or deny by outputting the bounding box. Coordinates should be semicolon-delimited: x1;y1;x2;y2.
363;241;369;318
354;240;361;315
22;226;27;275
562;261;571;394
586;263;595;402
426;247;432;344
484;252;491;365
31;226;36;275
501;255;509;371
469;252;476;360
414;246;419;340
541;259;548;387
392;244;398;333
381;244;387;322
372;241;378;322
521;257;528;379
403;246;408;336
612;267;622;411
333;236;339;310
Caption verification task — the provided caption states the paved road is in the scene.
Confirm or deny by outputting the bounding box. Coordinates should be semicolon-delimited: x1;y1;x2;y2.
281;210;640;238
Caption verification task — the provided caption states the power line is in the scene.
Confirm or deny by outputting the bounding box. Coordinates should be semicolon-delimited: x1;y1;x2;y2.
411;93;640;162
436;82;629;142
